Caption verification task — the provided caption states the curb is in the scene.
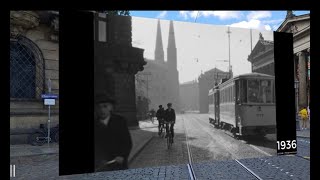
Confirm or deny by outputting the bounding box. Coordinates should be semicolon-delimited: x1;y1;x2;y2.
296;135;310;138
128;133;155;164
10;151;59;158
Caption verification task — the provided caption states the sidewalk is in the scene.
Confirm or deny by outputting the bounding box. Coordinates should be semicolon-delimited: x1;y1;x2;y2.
296;129;310;138
10;120;157;161
296;117;310;138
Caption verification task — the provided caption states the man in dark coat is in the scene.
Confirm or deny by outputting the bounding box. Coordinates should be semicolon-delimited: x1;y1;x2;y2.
156;105;165;135
94;94;133;172
164;103;176;140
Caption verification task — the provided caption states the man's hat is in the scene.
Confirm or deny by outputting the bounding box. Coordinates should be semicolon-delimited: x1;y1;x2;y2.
167;103;172;106
95;93;116;105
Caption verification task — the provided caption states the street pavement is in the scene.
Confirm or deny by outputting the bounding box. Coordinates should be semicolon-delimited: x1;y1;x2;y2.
10;113;310;179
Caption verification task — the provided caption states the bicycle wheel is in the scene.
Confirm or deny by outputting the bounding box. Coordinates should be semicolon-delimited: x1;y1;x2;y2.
28;133;46;146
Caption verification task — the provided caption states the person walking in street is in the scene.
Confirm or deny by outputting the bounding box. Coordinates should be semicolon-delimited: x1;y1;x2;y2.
299;106;309;130
94;94;133;172
164;103;176;142
156;105;165;136
150;109;156;123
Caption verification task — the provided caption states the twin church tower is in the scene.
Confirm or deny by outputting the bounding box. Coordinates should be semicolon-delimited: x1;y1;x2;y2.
137;19;180;112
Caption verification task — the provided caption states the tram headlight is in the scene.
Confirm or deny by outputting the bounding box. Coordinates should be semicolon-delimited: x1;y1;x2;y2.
237;115;241;126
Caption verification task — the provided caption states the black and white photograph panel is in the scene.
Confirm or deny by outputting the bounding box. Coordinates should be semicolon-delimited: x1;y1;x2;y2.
94;12;278;172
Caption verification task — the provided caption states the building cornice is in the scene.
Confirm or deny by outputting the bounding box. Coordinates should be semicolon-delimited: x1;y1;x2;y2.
277;14;310;32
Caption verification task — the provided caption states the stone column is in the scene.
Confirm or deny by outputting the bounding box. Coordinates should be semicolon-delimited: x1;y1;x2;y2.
297;51;307;108
94;14;145;127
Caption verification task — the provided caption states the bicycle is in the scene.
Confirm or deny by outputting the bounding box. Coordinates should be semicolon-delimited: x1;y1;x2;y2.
27;124;59;146
96;159;123;172
165;121;174;149
158;119;165;138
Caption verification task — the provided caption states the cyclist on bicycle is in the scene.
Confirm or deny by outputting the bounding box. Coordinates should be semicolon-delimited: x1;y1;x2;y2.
164;103;176;142
156;105;165;135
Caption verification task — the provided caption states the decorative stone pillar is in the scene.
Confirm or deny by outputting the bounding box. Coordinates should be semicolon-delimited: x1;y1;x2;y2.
10;11;40;37
297;51;307;109
94;14;146;127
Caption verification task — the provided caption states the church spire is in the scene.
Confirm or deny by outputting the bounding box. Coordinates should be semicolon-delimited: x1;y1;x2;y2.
167;20;177;70
168;20;176;50
155;19;164;63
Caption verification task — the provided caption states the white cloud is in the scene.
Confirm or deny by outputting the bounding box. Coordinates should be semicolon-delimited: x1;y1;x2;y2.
262;19;284;24
230;19;272;31
190;11;199;19
247;11;272;20
265;25;272;31
157;11;167;19
178;11;242;20
179;11;189;20
203;11;242;20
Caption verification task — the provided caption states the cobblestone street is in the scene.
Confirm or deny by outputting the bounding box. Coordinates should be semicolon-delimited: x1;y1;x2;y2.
10;113;310;179
130;113;277;168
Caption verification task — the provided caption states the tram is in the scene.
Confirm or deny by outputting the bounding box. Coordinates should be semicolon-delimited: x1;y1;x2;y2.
208;72;276;137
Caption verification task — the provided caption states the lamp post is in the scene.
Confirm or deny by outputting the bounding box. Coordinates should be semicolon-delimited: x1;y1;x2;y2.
295;80;300;130
227;26;232;78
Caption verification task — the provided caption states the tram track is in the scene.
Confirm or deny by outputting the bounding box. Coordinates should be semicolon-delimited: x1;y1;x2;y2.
182;116;197;180
183;114;275;180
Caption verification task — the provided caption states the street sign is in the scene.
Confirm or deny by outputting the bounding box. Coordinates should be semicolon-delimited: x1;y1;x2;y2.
41;94;58;99
44;99;56;105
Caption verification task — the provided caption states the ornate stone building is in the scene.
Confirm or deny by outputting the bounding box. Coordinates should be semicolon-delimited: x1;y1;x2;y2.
247;33;274;76
94;13;146;127
136;20;180;114
277;11;310;110
10;11;59;144
198;68;230;113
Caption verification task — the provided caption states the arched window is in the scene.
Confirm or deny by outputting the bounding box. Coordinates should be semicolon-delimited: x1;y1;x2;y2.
10;35;45;100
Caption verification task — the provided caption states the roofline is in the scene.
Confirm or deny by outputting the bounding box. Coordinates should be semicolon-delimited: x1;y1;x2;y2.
277;13;310;32
217;73;274;88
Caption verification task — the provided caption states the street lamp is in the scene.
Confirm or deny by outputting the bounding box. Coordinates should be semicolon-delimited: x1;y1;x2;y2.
226;26;232;78
295;80;300;130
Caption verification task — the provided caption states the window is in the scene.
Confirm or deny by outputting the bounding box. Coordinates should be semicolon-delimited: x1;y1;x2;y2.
239;80;247;103
247;79;273;103
248;79;260;103
10;35;45;100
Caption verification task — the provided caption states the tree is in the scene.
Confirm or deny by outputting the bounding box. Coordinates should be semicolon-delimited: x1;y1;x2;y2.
98;11;130;16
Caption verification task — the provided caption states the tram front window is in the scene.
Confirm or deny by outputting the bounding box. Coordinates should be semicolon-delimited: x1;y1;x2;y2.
247;79;273;103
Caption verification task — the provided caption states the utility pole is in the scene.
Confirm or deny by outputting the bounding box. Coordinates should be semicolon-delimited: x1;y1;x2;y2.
250;28;253;72
227;26;232;78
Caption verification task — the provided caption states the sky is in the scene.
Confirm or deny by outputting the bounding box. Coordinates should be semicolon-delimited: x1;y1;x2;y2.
130;11;310;84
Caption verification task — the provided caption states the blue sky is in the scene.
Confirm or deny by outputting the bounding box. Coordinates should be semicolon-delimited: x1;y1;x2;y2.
130;11;310;83
131;11;310;31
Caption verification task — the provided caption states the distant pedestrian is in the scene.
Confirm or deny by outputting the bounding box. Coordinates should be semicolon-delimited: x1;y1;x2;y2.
149;109;156;123
299;107;308;130
94;94;132;172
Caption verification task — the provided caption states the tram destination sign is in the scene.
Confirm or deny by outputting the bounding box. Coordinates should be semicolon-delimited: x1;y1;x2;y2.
41;94;59;99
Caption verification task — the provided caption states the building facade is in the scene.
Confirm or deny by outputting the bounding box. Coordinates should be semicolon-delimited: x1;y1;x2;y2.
247;33;274;76
198;68;230;113
10;11;59;144
94;13;145;127
136;20;180;114
277;11;310;110
179;80;199;112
